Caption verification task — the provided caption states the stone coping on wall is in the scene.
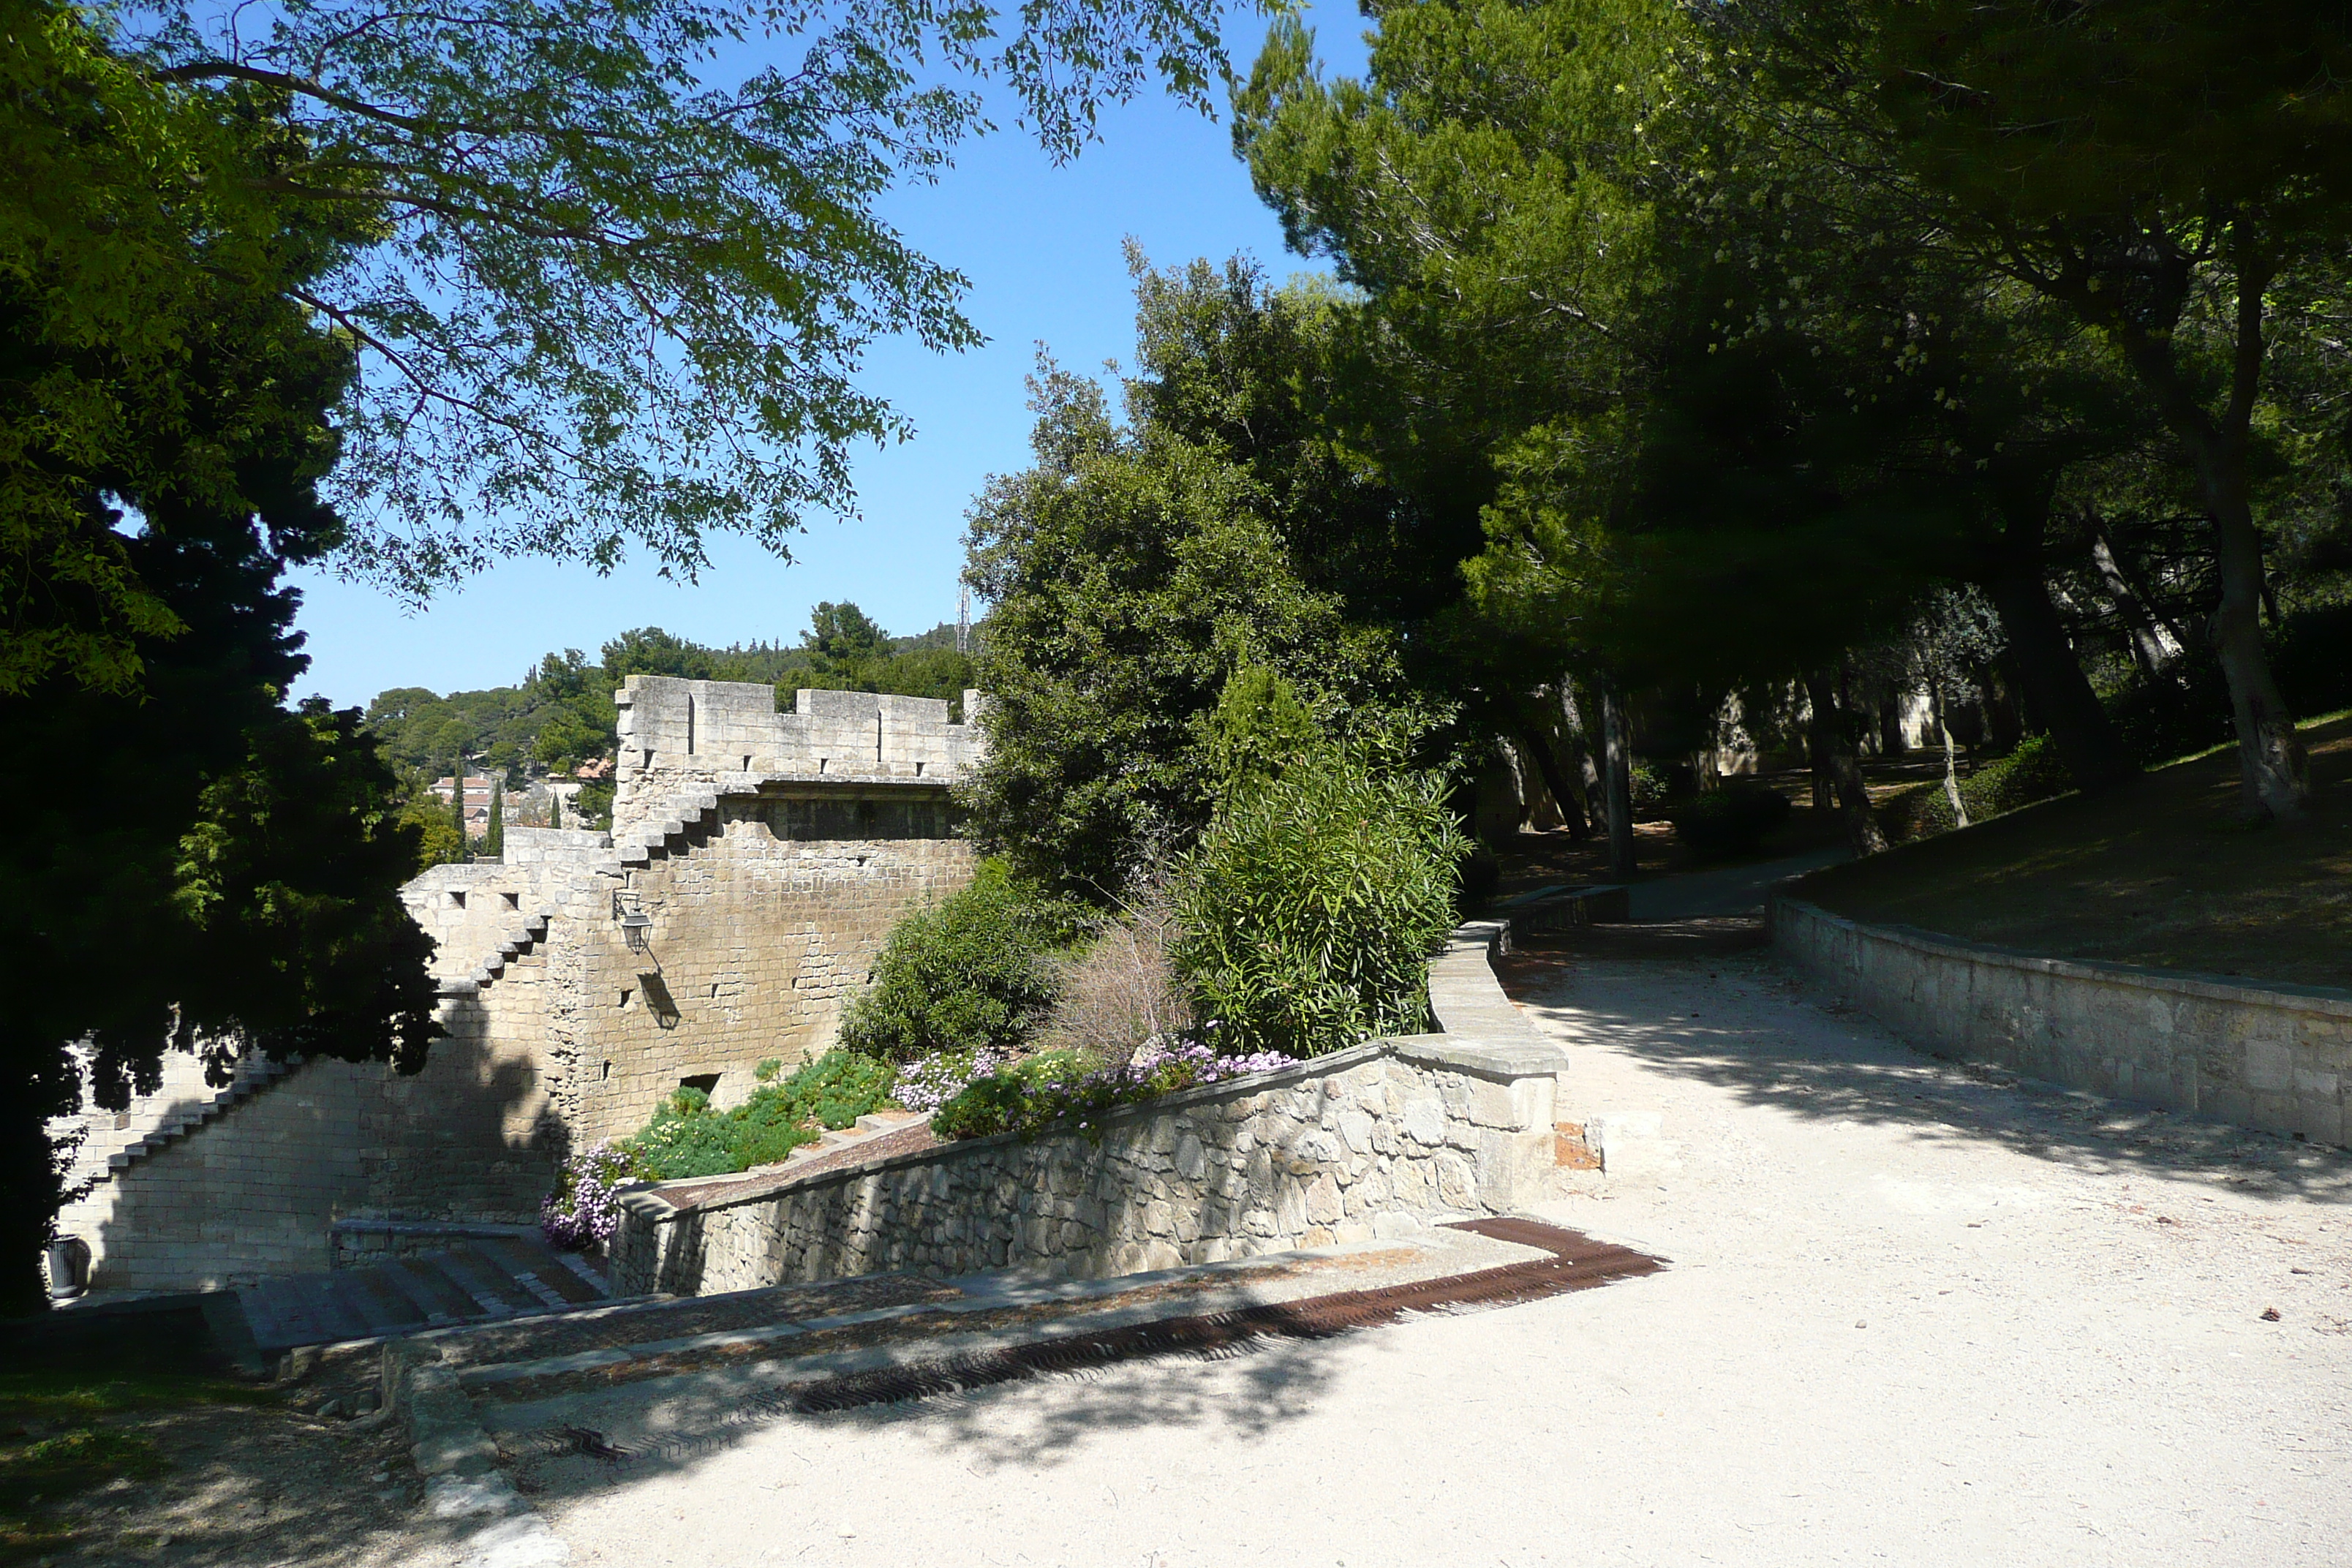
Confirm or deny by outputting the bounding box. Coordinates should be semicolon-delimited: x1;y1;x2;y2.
1427;919;1556;1055
1771;892;2352;1147
1771;894;2352;1017
617;1028;1570;1227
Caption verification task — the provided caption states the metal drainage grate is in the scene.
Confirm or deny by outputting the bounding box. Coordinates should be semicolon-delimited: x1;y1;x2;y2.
548;1218;1663;1459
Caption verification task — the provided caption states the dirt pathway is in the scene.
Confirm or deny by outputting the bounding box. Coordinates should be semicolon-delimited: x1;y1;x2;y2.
521;941;2352;1567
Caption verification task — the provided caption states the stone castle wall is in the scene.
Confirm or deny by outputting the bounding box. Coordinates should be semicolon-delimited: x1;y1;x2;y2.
61;679;984;1292
553;806;973;1145
611;679;979;836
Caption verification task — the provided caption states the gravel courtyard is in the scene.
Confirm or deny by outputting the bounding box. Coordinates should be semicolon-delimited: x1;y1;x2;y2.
531;938;2352;1567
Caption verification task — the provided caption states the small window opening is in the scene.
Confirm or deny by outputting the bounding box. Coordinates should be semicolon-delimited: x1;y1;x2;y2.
601;1060;612;1081
709;982;720;998
449;891;466;909
500;891;519;911
618;987;633;1007
914;761;925;777
742;754;753;771
679;1072;720;1097
818;757;828;774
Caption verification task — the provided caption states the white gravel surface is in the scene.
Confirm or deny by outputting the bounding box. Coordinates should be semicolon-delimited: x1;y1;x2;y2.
525;947;2352;1567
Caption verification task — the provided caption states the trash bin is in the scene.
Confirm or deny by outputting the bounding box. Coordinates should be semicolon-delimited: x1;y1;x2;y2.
45;1235;91;1300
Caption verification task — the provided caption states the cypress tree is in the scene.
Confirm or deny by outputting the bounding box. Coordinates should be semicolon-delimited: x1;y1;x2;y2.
486;777;504;859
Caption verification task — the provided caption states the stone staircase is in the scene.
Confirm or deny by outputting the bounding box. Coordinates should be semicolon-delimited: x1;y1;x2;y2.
613;787;722;869
448;902;562;993
51;1049;309;1209
105;1055;304;1174
233;1233;617;1356
440;782;725;998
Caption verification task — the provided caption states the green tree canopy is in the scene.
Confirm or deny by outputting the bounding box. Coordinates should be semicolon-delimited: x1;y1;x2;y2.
1736;0;2352;817
962;257;1432;897
0;23;438;1305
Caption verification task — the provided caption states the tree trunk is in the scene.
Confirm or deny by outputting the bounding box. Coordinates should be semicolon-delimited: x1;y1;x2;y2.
1803;668;1888;857
1518;724;1591;840
2088;519;2176;678
2107;240;2309;819
0;1047;79;1315
1806;684;1834;808
1981;473;2137;792
1932;682;1970;829
1600;686;1637;880
1560;679;1603;843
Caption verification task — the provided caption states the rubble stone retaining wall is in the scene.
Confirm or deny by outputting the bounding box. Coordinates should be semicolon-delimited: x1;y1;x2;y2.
1772;894;2352;1147
613;1031;1568;1297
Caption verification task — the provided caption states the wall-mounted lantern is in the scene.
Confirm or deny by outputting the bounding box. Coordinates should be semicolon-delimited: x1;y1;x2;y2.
613;889;654;952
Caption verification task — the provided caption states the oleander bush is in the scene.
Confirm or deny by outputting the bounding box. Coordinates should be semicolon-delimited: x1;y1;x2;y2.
1173;749;1469;1058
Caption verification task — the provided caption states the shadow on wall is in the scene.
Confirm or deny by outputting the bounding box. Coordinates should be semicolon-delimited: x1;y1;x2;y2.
636;969;682;1030
369;992;571;1222
1499;939;2352;1205
83;995;573;1290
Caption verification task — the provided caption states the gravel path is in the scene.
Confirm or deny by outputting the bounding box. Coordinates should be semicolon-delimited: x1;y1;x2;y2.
531;943;2352;1567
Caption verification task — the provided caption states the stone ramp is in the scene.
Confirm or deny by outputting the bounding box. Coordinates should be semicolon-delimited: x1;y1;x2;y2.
235;1235;614;1356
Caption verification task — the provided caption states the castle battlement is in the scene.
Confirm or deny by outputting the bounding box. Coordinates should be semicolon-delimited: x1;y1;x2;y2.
611;676;982;835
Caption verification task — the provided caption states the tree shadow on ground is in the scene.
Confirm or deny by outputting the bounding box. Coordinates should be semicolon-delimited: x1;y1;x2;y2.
508;1294;1429;1509
0;1350;474;1568
1499;923;2352;1205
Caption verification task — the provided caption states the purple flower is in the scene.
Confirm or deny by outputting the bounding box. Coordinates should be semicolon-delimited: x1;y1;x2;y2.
540;1140;641;1251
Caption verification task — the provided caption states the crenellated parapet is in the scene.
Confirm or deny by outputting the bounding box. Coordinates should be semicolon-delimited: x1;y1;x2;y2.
611;678;981;837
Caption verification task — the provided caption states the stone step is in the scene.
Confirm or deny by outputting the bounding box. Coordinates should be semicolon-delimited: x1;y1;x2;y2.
230;1236;619;1355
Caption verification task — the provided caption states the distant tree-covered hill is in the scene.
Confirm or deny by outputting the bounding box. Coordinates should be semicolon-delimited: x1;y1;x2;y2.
364;606;976;780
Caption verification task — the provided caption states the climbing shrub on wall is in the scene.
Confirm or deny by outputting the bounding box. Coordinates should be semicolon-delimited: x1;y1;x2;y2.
1174;750;1468;1058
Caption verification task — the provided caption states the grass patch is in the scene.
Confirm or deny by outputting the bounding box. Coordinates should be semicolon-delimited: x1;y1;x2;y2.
1797;712;2352;990
0;1368;273;1564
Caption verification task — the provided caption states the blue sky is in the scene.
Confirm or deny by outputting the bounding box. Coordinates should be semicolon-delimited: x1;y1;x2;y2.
284;7;1373;709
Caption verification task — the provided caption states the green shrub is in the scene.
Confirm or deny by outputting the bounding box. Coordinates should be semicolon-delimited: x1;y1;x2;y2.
1667;783;1792;860
837;859;1090;1062
1629;760;1670;813
1173;750;1469;1058
928;1050;1091;1142
625;1049;896;1180
1882;736;2074;843
928;1039;1295;1142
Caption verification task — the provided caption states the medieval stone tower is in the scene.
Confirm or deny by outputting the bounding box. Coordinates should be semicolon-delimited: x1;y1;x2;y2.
50;678;983;1292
